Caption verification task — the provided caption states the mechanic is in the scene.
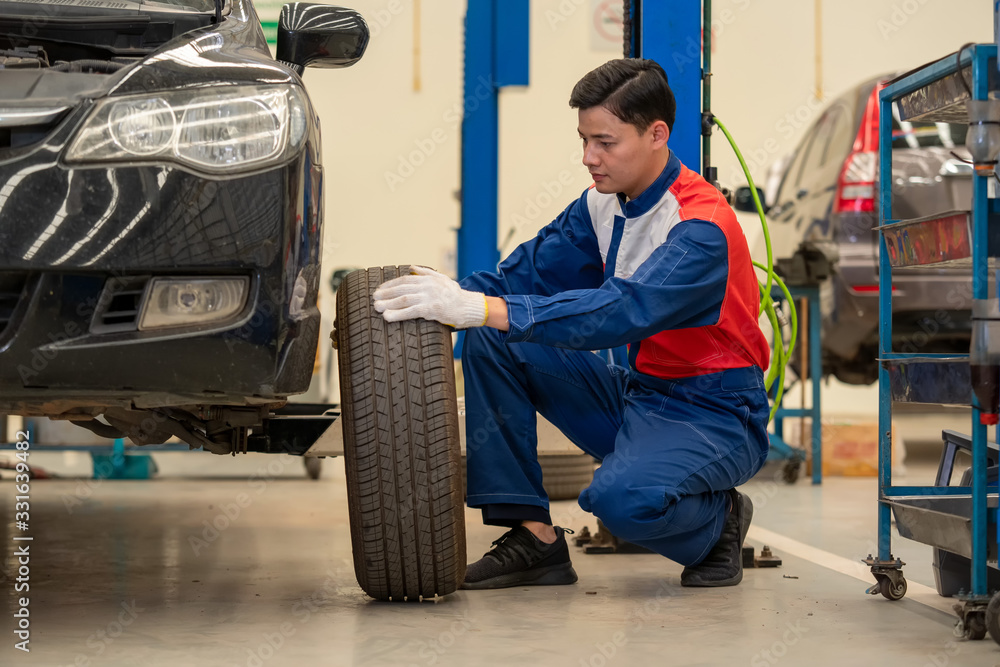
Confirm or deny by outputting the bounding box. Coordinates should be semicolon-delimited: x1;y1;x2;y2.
373;58;771;590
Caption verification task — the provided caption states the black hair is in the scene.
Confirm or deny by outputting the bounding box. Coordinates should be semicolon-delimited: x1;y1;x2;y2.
569;58;676;133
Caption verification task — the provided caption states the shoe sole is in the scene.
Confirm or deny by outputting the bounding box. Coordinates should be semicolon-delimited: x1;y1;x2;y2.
460;562;579;590
680;491;754;588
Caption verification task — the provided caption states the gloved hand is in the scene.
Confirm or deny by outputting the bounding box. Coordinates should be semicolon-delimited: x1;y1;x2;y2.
373;266;488;329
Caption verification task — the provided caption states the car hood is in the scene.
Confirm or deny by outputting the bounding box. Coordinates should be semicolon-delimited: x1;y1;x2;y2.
109;0;294;96
0;0;291;108
0;71;115;106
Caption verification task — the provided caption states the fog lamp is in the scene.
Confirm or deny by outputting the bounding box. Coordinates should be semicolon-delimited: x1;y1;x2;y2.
139;277;248;330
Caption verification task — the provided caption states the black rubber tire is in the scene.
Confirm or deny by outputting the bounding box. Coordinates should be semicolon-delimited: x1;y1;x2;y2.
965;612;987;641
459;452;595;501
335;266;466;601
781;457;802;485
878;575;906;601
540;453;597;501
986;592;1000;645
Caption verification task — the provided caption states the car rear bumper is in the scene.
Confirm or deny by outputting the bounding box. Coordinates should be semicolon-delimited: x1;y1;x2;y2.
824;250;975;360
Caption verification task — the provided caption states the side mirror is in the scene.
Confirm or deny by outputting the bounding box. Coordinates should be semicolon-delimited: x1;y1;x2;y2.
277;4;369;69
733;185;769;214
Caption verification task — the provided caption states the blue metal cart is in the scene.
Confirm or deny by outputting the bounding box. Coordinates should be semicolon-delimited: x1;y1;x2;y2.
872;43;1000;643
768;285;823;485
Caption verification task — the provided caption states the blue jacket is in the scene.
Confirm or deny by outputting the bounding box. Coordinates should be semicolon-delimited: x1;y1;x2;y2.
460;151;769;379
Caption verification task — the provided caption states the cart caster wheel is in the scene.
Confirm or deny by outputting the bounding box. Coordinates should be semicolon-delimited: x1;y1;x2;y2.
305;457;322;480
987;592;1000;645
878;575;906;601
961;612;987;641
781;458;802;484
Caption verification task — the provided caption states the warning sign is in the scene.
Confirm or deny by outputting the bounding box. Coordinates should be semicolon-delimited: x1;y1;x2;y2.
589;0;623;52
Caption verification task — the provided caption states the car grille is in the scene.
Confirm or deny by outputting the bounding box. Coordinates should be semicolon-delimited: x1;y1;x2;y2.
0;273;28;339
0;106;71;159
91;276;150;334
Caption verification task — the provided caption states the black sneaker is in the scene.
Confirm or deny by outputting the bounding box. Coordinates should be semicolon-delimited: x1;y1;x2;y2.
680;489;753;588
461;526;579;590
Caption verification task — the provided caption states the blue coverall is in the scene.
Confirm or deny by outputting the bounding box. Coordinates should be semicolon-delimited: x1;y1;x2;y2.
460;152;771;566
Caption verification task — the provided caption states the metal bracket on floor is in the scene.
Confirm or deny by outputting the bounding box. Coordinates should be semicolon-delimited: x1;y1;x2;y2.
742;545;782;568
573;522;653;554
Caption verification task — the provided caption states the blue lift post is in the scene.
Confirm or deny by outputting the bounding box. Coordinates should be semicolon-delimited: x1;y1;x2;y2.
457;0;530;282
458;0;703;278
627;0;702;171
637;1;818;482
873;43;1000;636
455;0;529;356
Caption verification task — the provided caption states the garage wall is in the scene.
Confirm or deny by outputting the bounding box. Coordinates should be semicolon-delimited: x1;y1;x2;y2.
713;0;993;228
307;0;991;274
299;0;988;400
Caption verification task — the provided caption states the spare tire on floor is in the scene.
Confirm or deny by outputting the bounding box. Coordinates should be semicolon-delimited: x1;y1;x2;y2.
460;452;596;502
335;266;466;601
539;453;597;501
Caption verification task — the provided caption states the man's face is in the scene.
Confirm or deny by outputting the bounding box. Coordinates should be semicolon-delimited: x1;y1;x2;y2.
578;106;668;200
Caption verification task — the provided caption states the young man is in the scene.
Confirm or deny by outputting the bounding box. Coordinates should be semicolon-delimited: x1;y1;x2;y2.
373;59;770;590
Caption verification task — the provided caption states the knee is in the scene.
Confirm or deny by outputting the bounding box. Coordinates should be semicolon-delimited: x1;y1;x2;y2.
580;473;669;544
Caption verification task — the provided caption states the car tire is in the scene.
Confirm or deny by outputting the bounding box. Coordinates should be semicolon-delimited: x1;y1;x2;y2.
539;453;597;501
459;452;595;502
335;266;466;601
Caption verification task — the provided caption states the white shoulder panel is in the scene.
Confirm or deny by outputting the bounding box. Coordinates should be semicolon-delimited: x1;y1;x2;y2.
614;191;683;279
585;188;621;263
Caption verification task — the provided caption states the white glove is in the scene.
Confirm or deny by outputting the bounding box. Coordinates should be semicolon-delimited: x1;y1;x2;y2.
372;266;488;329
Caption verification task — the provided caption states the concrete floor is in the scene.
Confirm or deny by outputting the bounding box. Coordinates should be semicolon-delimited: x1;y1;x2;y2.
1;446;999;667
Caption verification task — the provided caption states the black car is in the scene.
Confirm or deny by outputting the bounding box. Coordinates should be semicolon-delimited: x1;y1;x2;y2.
0;0;368;448
737;75;974;384
0;0;467;602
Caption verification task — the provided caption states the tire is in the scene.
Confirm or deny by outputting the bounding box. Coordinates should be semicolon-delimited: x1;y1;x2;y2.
986;592;1000;645
540;453;596;501
335;266;466;601
459;452;596;501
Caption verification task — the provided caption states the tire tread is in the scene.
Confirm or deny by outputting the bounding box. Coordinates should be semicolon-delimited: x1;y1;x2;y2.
337;266;465;601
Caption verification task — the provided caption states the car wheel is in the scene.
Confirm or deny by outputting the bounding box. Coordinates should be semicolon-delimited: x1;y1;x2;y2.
539;453;596;501
335;266;466;601
459;452;596;501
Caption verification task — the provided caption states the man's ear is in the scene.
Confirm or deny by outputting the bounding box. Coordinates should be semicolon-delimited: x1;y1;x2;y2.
650;120;670;148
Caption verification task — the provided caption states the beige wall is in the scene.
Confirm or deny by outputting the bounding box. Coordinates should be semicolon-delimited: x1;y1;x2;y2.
307;0;991;273
298;0;987;401
713;0;992;219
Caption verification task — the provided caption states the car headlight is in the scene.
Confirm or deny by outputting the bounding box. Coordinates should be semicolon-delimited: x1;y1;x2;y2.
139;277;249;330
66;85;309;174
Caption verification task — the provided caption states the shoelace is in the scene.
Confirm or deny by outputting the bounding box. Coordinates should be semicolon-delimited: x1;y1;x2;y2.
485;527;575;566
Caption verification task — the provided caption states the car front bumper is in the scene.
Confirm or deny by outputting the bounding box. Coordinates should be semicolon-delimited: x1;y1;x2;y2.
0;106;323;416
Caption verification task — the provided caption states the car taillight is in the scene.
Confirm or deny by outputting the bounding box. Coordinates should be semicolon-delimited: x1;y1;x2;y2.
834;151;876;213
850;284;896;293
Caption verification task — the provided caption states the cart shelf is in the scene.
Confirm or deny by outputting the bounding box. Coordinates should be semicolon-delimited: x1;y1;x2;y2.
887;495;998;561
895;61;998;124
874;42;1000;641
878;210;1000;268
882;356;971;405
